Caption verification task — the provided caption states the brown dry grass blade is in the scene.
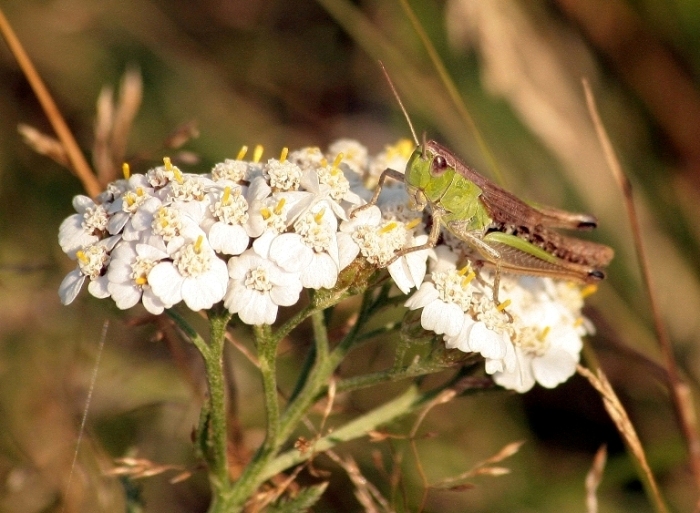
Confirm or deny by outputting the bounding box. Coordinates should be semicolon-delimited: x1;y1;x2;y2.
584;78;700;500
0;6;100;198
578;365;667;513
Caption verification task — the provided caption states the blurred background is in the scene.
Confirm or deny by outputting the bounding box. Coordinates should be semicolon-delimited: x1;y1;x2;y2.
1;0;699;511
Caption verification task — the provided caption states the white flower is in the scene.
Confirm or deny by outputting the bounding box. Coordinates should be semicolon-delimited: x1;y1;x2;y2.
148;232;228;311
327;139;368;175
204;184;251;255
443;293;516;374
405;260;480;337
106;239;171;314
366;139;413;187
107;174;159;240
59;195;110;257
246;177;314;242
263;158;303;191
224;248;302;325
288;146;326;172
59;236;120;305
491;283;586;392
344;208;431;293
211;158;249;183
315;156;352;202
268;203;343;290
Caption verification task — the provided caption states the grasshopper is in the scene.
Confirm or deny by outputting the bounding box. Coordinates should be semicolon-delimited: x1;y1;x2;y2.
353;72;614;300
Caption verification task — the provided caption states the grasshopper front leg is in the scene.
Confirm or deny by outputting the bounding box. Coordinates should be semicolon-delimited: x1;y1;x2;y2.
382;208;444;266
350;168;407;218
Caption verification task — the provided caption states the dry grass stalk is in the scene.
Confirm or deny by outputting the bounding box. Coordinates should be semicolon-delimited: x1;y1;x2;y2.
432;440;524;490
0;6;100;198
326;450;394;513
584;77;700;498
577;365;667;513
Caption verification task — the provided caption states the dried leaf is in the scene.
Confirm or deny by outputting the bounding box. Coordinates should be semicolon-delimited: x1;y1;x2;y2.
18;124;69;168
585;445;607;513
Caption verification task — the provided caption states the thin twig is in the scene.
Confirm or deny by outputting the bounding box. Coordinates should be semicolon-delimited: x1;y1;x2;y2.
584;78;700;495
408;389;457;512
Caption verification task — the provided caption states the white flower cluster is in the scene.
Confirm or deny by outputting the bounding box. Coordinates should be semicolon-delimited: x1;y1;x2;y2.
58;138;595;392
58;140;429;325
405;245;593;392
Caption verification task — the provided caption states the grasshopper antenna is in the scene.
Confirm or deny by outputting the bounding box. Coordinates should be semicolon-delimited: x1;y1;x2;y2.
378;61;419;146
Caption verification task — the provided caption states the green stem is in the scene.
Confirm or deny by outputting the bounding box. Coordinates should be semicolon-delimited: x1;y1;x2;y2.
335;360;451;394
166;308;235;512
255;324;280;447
224;324;281;509
204;309;234;498
261;384;434;481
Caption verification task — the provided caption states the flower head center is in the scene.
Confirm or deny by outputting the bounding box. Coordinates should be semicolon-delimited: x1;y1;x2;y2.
245;265;273;292
432;269;475;312
211;186;249;225
76;245;110;279
173;237;212;277
152;206;183;241
130;255;157;287
81;205;109;235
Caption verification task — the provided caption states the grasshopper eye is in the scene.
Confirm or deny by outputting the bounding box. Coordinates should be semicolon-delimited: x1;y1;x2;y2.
431;155;448;175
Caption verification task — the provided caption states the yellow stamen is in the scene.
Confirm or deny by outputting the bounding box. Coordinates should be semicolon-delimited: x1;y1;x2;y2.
320;157;328;167
158;207;169;228
135;276;148;286
574;317;584;328
540;326;551;340
331;153;343;175
406;218;421;230
163;157;173;171
581;284;598;298
279;147;289;162
460;270;476;289
76;250;88;264
314;208;326;224
136;187;144;197
379;222;397;234
194;235;204;254
126;195;136;207
260;207;271;220
253;145;264;163
274;198;286;215
222;186;231;205
236;145;248;160
496;299;512;312
122;162;131;179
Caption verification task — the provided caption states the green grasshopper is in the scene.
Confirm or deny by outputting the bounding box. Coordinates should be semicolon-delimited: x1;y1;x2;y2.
354;75;614;300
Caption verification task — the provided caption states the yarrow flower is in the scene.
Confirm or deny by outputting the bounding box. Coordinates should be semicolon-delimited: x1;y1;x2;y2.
405;246;594;392
57;141;433;326
58;138;599;390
